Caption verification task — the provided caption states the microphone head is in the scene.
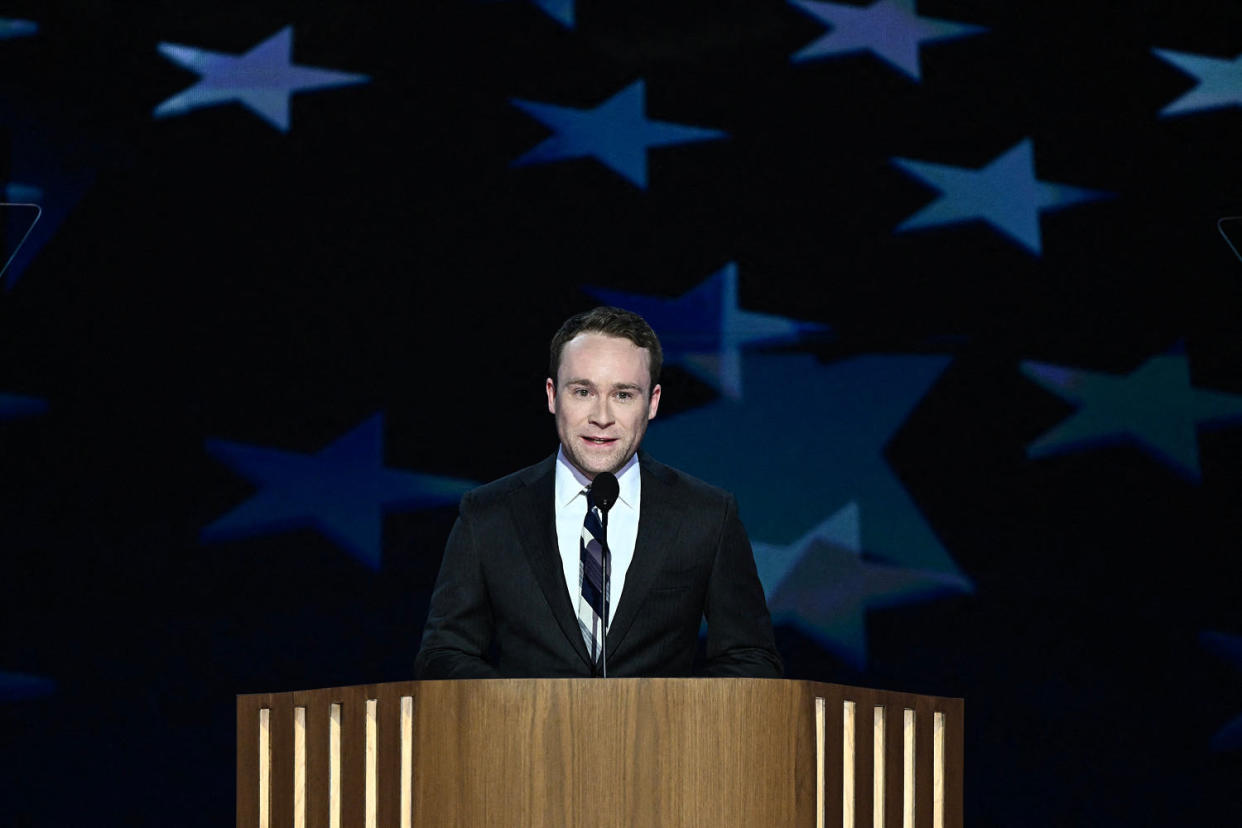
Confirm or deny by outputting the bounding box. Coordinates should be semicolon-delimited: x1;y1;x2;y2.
591;471;620;513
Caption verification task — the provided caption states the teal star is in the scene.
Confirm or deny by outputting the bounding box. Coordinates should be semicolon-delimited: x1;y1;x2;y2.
646;352;967;579
1022;354;1242;482
587;262;828;399
788;0;985;81
511;80;726;188
1153;49;1242;116
893;139;1111;255
755;503;969;668
155;26;369;132
202;414;475;569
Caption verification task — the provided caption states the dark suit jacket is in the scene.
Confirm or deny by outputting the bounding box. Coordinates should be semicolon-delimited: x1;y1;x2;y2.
415;451;783;678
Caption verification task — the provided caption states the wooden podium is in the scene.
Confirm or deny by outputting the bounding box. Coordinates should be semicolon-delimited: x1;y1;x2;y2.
237;678;963;827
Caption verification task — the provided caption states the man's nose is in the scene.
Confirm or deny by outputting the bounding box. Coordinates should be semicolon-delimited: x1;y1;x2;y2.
589;397;614;426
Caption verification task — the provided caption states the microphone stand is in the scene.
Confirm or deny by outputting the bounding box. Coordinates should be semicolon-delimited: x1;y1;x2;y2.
600;508;610;679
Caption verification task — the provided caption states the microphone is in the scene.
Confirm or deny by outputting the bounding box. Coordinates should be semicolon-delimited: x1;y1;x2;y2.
591;472;619;513
590;471;620;678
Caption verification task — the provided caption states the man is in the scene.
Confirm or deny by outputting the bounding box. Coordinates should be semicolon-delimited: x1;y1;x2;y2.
415;307;782;678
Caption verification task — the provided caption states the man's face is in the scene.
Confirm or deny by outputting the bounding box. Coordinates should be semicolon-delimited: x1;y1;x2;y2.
546;332;661;479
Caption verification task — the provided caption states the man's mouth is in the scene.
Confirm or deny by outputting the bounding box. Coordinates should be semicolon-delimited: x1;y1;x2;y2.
582;436;617;445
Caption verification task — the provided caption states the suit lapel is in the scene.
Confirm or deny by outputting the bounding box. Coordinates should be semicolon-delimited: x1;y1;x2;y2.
507;455;594;669
603;453;681;660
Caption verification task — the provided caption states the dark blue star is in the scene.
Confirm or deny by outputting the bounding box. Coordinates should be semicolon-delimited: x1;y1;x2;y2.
644;352;969;582
892;139;1111;255
0;393;47;421
155;26;369;132
0;18;37;39
586;262;828;399
755;503;969;668
788;0;985;81
0;671;56;701
532;0;574;27
1153;48;1242;116
510;80;726;188
1201;631;1242;751
1;202;41;287
1022;354;1242;482
202;414;475;569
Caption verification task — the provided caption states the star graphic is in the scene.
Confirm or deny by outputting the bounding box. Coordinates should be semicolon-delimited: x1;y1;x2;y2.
1153;48;1242;116
644;352;969;581
0;18;37;39
0;393;47;421
202;414;475;569
892;139;1111;255
585;262;828;399
755;503;969;669
787;0;985;81
154;26;369;132
510;80;726;188
0;671;56;702
1201;631;1242;751
1021;354;1242;482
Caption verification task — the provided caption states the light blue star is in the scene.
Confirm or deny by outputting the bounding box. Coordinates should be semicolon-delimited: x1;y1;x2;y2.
755;503;969;669
1021;354;1242;482
0;671;56;702
154;26;369;132
202;414;475;569
1201;631;1242;751
0;18;37;39
0;393;47;421
645;352;969;582
892;139;1111;255
586;262;828;399
510;80;726;188
1153;49;1242;116
788;0;985;81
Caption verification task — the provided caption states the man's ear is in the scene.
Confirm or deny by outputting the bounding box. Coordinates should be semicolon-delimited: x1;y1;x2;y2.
647;383;661;420
546;377;556;414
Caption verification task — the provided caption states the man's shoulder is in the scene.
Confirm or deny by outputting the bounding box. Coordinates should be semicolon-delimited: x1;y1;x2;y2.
461;453;556;512
639;452;735;508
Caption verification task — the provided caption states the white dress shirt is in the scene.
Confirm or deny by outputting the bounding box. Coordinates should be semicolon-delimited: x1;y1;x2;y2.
553;446;641;627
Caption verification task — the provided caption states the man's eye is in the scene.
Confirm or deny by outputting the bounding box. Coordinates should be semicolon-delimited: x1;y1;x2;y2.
573;388;590;397
616;392;632;400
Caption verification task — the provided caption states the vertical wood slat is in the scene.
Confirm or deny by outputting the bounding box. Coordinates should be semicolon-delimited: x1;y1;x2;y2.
294;706;307;828
364;699;378;828
329;703;342;828
842;699;856;828
932;712;945;828
301;696;330;828
400;696;413;828
816;697;826;828
258;708;270;828
875;705;888;828
902;708;915;828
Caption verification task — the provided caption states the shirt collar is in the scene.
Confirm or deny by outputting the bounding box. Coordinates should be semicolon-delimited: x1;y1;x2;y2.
555;446;640;510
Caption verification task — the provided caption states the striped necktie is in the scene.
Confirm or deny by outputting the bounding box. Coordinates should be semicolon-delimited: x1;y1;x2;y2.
576;487;607;662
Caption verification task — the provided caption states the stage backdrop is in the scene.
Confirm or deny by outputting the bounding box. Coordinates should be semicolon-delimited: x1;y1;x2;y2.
2;1;1241;824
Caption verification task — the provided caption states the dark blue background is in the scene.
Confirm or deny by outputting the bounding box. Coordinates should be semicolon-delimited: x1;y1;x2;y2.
2;1;1241;824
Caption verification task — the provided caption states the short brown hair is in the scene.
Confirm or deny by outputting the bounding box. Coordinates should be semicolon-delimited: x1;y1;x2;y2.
548;306;663;392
